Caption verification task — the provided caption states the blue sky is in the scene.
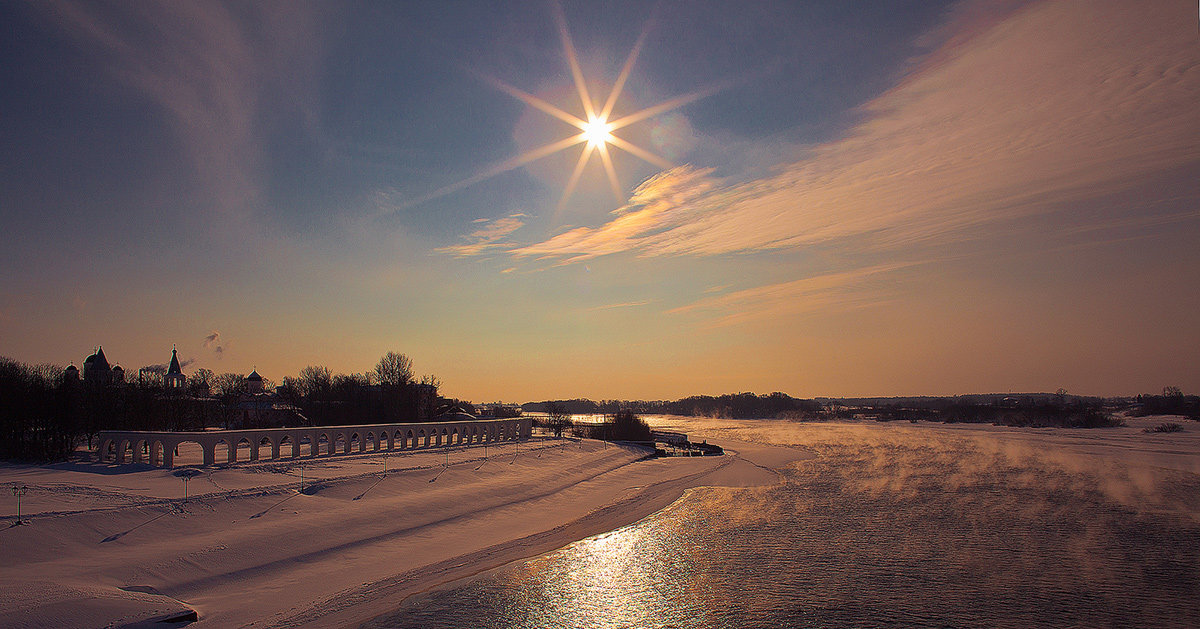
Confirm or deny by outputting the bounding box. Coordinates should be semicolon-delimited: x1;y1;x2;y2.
2;0;1198;401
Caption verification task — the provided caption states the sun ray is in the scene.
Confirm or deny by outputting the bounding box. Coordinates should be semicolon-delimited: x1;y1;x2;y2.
607;82;726;131
596;141;623;202
599;26;649;121
398;133;587;210
480;74;587;130
606;133;673;170
553;4;596;121
389;9;730;217
559;144;596;210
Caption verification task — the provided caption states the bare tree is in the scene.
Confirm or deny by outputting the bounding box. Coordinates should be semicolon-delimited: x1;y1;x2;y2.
374;352;414;387
212;372;246;397
546;402;571;438
297;365;332;399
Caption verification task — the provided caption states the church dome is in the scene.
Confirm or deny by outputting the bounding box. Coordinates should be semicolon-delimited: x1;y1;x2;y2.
85;347;110;370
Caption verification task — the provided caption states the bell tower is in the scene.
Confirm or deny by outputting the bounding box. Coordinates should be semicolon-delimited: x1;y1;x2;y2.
165;345;187;391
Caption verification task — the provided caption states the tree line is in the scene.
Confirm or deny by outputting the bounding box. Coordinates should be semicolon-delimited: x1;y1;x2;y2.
0;351;443;461
523;392;823;419
521;389;1200;429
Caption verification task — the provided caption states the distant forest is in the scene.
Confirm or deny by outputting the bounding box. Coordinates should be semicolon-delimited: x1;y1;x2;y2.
523;388;1199;427
522;392;822;419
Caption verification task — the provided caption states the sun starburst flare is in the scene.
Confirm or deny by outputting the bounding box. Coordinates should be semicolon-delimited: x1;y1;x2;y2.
396;6;724;213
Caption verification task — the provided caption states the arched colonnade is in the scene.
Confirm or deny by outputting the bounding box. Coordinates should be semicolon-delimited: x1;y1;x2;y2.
97;418;531;468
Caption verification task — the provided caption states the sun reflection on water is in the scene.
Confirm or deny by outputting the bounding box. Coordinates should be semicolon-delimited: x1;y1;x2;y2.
368;423;1200;629
495;507;724;629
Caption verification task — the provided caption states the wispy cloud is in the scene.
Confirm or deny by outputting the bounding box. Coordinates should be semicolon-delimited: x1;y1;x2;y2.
500;1;1200;264
669;262;918;328
40;1;323;224
438;214;528;257
586;300;651;312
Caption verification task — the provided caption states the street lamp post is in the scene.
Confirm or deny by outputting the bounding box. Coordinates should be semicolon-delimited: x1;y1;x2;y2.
172;469;202;505
12;485;28;525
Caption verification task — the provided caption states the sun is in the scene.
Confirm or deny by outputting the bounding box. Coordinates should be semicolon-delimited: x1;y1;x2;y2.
397;6;722;212
582;116;612;147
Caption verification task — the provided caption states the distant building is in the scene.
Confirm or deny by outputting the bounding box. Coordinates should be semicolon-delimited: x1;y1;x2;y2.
66;345;185;391
82;346;114;386
245;369;265;394
230;370;303;429
164;346;186;391
63;363;79;384
72;346;126;388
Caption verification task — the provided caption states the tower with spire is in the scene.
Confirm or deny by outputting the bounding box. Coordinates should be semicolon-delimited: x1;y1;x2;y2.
164;345;186;391
82;346;113;386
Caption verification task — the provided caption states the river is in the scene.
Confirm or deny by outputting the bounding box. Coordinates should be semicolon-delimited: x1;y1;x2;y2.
364;417;1200;628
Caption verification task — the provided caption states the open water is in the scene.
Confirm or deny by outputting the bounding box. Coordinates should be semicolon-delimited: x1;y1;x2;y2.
365;420;1200;628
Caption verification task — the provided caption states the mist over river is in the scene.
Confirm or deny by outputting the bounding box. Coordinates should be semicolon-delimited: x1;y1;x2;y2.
366;418;1200;628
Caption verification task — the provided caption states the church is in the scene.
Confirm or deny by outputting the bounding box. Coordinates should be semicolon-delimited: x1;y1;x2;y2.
64;346;186;390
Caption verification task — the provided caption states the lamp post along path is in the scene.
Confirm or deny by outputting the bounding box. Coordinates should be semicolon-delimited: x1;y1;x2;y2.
12;484;29;525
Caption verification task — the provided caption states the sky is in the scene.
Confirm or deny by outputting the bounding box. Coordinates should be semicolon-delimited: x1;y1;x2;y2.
2;0;1198;402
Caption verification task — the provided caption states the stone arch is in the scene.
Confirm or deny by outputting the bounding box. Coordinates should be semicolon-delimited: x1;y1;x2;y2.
149;440;165;466
98;438;114;463
279;435;297;459
167;439;204;467
317;433;331;456
214;439;234;465
365;431;375;451
352;432;365;453
236;437;253;462
406;429;415;449
334;432;349;455
132;438;149;464
117;439;133;464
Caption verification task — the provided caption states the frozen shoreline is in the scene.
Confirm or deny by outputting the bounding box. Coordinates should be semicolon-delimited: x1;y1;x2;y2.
0;435;805;628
